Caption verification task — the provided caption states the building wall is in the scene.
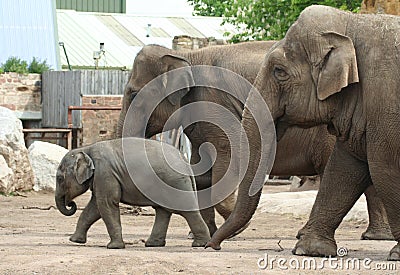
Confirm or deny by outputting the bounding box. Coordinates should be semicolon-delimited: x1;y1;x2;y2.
0;73;123;148
0;0;60;70
56;0;126;13
0;73;42;119
80;95;122;146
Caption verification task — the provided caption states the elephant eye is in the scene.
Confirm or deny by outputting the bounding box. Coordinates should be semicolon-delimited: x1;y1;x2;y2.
130;91;138;103
273;66;289;81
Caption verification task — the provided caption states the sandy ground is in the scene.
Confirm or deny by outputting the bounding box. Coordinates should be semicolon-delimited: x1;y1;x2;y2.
0;185;398;274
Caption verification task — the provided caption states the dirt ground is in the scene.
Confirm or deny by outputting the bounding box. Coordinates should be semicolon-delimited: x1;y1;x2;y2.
0;185;398;274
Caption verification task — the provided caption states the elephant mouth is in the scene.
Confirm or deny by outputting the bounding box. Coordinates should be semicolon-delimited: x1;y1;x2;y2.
275;117;290;142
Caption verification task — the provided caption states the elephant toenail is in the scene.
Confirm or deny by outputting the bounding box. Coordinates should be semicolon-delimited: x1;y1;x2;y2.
293;247;306;255
388;252;400;261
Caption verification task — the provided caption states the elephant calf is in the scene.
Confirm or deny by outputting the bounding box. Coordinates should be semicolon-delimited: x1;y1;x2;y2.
55;137;210;249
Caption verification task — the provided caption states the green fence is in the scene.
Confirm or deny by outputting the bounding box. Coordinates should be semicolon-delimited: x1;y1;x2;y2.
56;0;126;13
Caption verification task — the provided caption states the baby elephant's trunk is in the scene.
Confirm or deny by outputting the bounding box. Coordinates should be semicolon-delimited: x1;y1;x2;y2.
55;195;77;216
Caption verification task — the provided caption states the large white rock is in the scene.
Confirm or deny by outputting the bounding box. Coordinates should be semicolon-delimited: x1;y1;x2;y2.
258;191;368;222
0;155;14;192
28;141;69;191
0;107;34;193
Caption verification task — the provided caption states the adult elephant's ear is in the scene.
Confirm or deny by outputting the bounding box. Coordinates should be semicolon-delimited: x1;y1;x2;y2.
161;54;194;105
74;152;95;184
316;32;359;100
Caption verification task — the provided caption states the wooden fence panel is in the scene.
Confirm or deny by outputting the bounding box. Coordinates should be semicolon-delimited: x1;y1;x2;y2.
80;70;129;95
42;70;129;128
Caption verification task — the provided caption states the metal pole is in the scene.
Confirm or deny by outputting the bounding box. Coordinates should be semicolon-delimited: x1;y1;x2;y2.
59;42;72;71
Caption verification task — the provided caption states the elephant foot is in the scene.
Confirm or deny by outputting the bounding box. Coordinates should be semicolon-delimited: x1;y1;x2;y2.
107;240;125;249
192;238;209;247
292;235;337;257
361;227;394;240
205;241;221;250
145;238;166;247
69;233;87;244
388;243;400;261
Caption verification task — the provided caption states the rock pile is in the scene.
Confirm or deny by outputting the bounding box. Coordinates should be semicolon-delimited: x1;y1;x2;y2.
0;107;34;193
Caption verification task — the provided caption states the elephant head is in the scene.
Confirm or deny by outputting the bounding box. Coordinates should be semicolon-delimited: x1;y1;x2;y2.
116;45;194;138
207;5;360;249
55;151;95;216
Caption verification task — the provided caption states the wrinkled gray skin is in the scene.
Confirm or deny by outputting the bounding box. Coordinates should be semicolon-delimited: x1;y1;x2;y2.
208;5;400;260
55;138;210;249
117;42;391;240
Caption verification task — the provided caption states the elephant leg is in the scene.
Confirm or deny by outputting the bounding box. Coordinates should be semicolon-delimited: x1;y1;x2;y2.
145;207;172;247
194;171;217;236
361;185;393;240
191;144;218;236
70;195;101;244
215;192;236;220
293;143;370;257
180;211;211;247
369;162;400;261
200;207;217;236
212;152;236;220
211;152;249;238
95;180;124;249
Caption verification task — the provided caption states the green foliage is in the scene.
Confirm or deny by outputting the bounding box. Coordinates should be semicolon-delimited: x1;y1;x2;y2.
1;57;28;74
0;56;51;74
188;0;229;16
188;0;362;41
28;57;51;74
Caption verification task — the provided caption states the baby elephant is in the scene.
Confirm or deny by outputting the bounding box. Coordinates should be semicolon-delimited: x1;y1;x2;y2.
55;137;210;249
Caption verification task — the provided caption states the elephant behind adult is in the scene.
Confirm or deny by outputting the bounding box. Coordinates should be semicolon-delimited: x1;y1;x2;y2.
117;41;390;239
116;41;276;235
207;5;400;260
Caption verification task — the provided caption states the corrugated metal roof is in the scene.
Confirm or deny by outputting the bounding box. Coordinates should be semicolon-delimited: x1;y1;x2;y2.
95;14;143;47
56;10;239;69
0;0;60;70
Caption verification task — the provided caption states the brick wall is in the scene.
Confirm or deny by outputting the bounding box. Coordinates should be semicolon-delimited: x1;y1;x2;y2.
0;73;41;118
80;95;122;146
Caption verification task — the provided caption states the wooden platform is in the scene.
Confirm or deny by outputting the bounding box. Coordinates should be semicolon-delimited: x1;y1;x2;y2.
22;128;72;150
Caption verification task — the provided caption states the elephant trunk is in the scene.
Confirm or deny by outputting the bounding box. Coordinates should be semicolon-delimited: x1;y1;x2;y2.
206;102;270;250
55;194;77;216
116;107;126;138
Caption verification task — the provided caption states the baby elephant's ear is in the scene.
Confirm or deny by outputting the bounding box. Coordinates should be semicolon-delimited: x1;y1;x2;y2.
74;152;95;184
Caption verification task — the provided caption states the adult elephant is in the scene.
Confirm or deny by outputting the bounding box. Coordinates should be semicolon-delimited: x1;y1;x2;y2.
117;41;390;240
117;41;275;235
206;5;400;260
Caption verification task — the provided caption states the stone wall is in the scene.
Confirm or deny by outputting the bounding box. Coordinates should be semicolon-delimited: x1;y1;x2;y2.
172;35;226;51
361;0;400;15
0;73;42;120
80;95;122;146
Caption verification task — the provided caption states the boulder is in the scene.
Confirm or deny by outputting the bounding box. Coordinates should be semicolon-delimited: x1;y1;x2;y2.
258;191;368;222
0;155;14;191
28;141;69;191
0;107;34;193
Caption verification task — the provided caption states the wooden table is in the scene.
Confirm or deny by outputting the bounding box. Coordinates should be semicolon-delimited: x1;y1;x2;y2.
22;128;72;150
